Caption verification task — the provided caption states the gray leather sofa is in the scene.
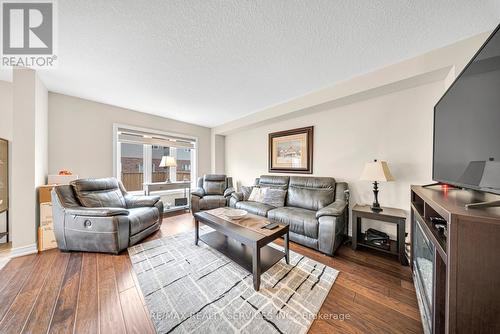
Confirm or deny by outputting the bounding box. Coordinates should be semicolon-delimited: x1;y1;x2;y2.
51;177;163;254
230;175;349;256
191;174;235;213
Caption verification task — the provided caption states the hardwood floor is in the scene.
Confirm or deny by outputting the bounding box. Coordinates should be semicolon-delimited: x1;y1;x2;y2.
0;213;422;333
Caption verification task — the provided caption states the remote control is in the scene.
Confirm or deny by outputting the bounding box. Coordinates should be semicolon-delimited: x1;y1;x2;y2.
262;222;279;230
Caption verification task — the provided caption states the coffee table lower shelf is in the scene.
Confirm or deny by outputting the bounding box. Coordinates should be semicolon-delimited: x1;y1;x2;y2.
199;231;285;274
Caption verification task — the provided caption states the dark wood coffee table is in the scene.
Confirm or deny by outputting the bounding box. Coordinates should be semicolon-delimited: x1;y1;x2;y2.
193;208;289;291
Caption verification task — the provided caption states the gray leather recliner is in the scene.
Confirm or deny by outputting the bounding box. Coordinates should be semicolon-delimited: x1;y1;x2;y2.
191;174;235;213
230;175;349;256
51;177;164;254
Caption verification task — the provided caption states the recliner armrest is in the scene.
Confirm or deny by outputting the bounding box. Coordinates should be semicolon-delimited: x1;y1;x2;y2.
125;195;160;208
191;187;205;198
224;187;235;198
316;200;348;219
65;207;129;217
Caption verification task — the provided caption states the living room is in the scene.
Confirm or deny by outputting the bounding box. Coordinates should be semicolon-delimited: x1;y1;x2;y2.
1;1;500;333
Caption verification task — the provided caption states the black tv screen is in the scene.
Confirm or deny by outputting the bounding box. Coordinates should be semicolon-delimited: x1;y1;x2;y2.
433;24;500;195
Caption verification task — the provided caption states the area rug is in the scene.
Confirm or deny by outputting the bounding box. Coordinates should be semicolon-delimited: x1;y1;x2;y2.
128;227;339;334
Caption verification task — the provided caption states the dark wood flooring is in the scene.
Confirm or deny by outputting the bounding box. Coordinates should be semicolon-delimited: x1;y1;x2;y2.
0;213;422;333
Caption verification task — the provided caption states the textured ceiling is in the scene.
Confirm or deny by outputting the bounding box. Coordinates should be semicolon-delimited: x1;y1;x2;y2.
5;1;500;127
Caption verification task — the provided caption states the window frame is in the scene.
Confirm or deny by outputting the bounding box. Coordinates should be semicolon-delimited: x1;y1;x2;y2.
113;124;198;193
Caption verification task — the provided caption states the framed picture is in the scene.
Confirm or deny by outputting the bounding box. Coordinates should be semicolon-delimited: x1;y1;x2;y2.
0;138;8;213
268;126;313;174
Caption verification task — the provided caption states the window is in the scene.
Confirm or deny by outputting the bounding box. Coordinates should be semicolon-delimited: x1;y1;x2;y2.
114;125;197;193
151;145;171;182
175;148;192;181
120;143;145;192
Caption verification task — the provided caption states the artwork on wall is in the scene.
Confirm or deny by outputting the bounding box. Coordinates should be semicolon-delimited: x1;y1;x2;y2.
268;126;313;174
0;138;8;213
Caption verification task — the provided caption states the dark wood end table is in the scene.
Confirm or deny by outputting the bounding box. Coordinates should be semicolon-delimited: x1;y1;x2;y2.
352;204;407;265
194;209;289;291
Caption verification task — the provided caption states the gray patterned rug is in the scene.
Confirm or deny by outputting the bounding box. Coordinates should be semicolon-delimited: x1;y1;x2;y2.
128;227;338;334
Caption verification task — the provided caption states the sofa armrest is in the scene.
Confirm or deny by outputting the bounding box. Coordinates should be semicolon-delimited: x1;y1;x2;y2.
191;187;205;198
65;207;129;217
316;200;348;219
125;195;160;208
224;187;235;198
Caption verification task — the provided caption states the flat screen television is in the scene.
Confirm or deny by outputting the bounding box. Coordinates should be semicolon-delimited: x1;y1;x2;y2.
433;24;500;195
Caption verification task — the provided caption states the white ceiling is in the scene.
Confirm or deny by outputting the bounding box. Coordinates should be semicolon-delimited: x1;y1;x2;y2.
3;1;500;127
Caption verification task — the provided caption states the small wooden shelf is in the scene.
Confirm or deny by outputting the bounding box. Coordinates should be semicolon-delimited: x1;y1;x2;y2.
411;203;447;262
411;192;425;217
352;204;407;265
357;233;398;255
411;185;500;333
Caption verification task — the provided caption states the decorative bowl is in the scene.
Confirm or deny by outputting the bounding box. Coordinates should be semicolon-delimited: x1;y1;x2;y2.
224;209;248;220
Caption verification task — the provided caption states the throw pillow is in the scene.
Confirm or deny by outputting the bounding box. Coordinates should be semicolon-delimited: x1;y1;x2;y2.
262;188;287;207
248;187;266;202
240;186;254;201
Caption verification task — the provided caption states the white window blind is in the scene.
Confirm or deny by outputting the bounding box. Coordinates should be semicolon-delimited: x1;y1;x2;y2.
117;128;196;149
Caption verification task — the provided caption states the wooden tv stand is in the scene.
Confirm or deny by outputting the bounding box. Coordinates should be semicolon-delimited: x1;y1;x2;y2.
410;185;500;334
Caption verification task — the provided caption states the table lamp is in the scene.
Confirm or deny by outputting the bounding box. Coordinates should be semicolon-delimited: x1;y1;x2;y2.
159;156;177;182
360;159;395;212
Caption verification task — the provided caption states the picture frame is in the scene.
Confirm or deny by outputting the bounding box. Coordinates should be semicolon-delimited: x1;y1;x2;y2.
268;126;313;174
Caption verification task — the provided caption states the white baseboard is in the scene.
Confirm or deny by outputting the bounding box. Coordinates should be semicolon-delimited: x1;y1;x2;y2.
10;243;38;258
0;243;38;270
0;257;10;270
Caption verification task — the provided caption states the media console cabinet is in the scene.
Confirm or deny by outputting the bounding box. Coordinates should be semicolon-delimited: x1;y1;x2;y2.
410;185;500;334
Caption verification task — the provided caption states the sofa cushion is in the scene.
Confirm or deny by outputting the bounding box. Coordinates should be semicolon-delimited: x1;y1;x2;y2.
53;184;81;208
240;186;253;201
248;187;266;202
261;188;287;207
289;231;319;250
71;178;126;208
247;187;286;207
286;176;336;211
268;206;318;239
235;201;275;216
204;174;227;182
203;180;225;195
128;207;159;235
199;195;227;210
257;175;290;190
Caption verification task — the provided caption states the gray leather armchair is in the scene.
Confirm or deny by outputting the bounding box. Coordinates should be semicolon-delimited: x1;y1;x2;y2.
191;174;235;213
51;177;163;254
230;175;349;256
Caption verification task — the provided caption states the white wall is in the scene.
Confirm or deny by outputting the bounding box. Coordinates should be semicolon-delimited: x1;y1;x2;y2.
11;68;48;250
35;76;48;188
48;93;212;179
211;132;225;174
225;80;445;237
